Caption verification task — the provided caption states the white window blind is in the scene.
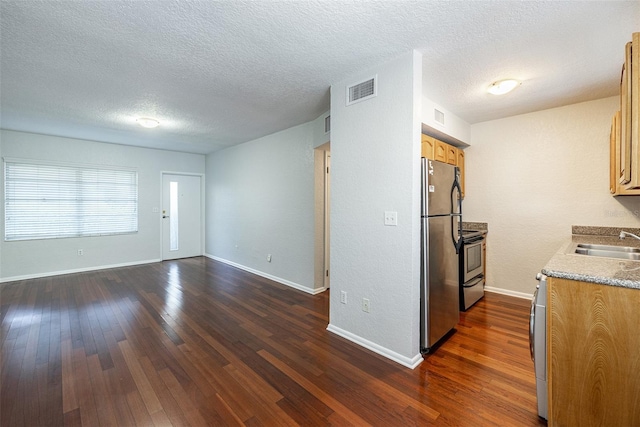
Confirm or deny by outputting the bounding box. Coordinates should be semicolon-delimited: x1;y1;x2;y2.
4;160;138;241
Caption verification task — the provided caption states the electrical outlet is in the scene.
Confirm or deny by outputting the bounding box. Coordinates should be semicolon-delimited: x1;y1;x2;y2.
340;291;347;304
384;211;398;226
77;249;83;256
267;254;272;262
362;298;370;313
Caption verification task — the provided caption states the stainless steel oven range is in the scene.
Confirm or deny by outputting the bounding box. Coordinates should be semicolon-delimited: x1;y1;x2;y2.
459;230;485;311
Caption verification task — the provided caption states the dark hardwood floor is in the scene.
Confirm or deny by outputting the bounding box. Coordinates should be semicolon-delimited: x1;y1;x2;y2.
1;257;546;426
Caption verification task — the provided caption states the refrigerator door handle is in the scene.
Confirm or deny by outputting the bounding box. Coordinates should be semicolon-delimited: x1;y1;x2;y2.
455;214;462;254
450;216;459;254
450;168;463;254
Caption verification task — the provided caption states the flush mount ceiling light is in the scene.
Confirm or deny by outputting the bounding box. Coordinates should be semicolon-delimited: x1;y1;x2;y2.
487;79;520;95
136;117;160;128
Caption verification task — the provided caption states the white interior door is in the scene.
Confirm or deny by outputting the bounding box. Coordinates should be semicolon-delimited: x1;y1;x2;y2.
162;173;202;260
324;152;331;289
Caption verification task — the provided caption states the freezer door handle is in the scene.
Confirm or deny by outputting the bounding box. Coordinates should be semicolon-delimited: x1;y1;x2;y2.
420;158;427;217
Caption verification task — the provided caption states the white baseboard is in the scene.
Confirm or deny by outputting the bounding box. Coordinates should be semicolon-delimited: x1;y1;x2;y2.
204;253;323;295
485;286;533;300
326;323;423;369
0;258;161;284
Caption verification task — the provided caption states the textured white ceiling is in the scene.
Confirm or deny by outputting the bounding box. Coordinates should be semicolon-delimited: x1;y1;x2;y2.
1;1;638;154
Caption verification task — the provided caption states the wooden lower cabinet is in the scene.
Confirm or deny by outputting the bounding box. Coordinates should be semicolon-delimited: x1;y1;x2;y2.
547;277;640;426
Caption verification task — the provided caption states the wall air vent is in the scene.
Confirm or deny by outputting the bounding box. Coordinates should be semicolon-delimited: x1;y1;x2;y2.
346;76;377;106
324;115;331;133
434;108;445;126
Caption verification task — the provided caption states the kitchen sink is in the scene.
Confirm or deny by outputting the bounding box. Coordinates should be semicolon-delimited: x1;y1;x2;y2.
574;247;640;260
576;243;640;253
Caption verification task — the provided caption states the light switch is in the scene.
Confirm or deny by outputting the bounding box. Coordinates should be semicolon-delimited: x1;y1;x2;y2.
384;211;398;226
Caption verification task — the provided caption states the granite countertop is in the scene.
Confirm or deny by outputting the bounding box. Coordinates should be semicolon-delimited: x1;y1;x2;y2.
542;228;640;290
462;222;488;232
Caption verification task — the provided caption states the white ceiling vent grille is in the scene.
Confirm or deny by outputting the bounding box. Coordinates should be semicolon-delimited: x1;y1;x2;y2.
324;115;331;133
434;108;445;126
346;76;377;106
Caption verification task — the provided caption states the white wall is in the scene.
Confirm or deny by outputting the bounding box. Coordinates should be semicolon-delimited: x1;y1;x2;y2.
465;96;640;297
422;95;471;143
0;129;205;281
205;120;318;293
313;111;331;149
327;51;423;367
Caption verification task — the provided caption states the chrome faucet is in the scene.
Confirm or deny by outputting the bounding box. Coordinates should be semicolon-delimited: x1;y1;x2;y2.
619;230;640;241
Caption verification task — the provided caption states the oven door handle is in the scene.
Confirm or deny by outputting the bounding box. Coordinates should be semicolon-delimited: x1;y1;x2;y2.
462;276;483;288
464;235;485;244
529;286;538;362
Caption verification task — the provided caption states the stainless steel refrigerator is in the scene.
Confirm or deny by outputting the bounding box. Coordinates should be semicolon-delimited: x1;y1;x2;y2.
420;157;462;352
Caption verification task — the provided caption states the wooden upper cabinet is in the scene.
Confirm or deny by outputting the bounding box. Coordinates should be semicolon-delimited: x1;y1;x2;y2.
446;145;457;165
610;111;618;194
629;32;640;189
609;111;638;194
421;133;466;198
612;32;640;195
434;140;447;163
611;111;640;195
421;134;435;160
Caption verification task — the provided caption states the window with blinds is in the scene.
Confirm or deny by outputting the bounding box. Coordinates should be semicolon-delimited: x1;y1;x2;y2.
4;160;138;241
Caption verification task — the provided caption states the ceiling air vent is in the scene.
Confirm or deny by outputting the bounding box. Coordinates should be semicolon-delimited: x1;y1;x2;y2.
346;76;377;106
324;115;331;133
434;108;445;126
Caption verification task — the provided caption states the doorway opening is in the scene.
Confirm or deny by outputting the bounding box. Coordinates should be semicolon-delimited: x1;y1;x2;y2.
314;143;331;292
